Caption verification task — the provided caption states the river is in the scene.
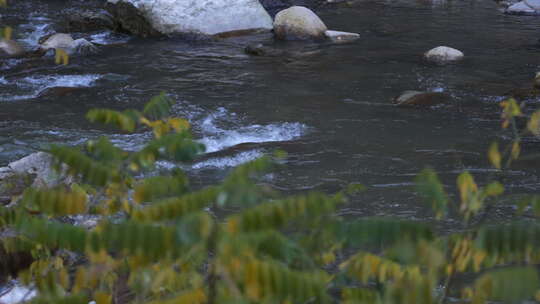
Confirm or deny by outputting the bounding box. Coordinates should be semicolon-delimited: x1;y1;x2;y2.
1;0;540;226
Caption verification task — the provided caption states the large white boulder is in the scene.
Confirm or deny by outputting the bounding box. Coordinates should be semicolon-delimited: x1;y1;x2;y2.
107;0;273;36
424;46;464;64
273;6;328;40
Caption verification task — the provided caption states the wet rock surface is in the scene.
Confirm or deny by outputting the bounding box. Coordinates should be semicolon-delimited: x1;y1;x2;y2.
105;1;162;37
64;9;115;33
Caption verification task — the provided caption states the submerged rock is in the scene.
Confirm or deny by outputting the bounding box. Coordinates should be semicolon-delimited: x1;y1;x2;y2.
244;43;321;58
424;46;464;64
106;0;273;37
37;87;88;99
0;39;25;58
324;30;360;43
394;91;450;107
39;33;98;55
505;0;540;14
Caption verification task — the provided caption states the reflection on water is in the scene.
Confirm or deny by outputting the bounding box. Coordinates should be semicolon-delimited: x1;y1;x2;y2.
1;0;540;222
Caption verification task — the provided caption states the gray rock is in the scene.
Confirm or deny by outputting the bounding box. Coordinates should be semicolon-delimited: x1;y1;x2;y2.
324;30;360;43
106;0;273;37
274;6;328;40
534;72;540;89
259;0;326;16
0;39;25;57
40;33;75;50
424;46;464;64
526;0;540;9
394;91;450;107
39;33;98;55
0;152;71;189
505;0;540;14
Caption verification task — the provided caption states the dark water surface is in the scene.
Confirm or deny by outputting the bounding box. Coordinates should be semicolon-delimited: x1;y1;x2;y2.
2;0;540;224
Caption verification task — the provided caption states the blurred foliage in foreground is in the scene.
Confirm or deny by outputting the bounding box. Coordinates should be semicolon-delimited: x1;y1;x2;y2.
1;95;540;304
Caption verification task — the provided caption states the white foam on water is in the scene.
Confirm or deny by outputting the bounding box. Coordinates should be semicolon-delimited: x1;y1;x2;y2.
198;108;307;153
192;150;264;169
1;59;22;70
0;74;102;101
0;283;36;304
19;23;52;47
22;74;101;89
89;31;131;45
0;77;7;85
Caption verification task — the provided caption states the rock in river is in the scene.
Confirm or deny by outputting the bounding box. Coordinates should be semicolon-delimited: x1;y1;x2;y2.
505;0;540;15
0;39;25;58
64;9;115;32
394;91;450;107
324;30;360;43
106;0;273;37
0;152;71;192
39;33;98;55
274;6;328;40
424;46;464;64
259;0;326;16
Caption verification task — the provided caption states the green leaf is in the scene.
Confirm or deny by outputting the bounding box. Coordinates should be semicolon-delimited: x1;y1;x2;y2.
472;267;540;303
143;92;174;120
86;109;139;132
415;168;448;219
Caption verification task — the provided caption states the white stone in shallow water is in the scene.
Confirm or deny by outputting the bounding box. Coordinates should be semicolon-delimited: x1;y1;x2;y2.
424;46;464;63
324;30;360;43
506;1;537;14
274;6;328;40
108;0;273;36
40;33;97;55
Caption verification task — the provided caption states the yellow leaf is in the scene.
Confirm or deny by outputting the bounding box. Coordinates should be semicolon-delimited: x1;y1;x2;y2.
95;291;112;304
55;48;69;65
484;182;504;197
168;118;190;132
457;172;478;205
473;251;486;272
3;27;12;40
511;141;521;160
488;142;501;169
528;111;540;135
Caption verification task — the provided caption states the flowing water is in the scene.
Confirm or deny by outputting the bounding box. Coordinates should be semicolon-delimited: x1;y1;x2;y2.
2;0;540;226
